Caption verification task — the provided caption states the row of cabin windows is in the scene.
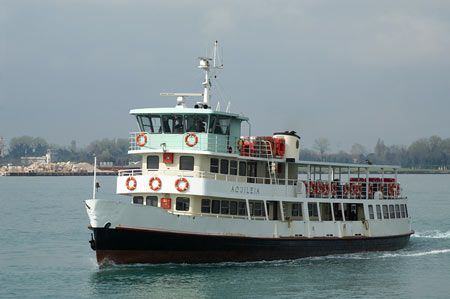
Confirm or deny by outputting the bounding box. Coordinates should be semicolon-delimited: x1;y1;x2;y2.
137;114;231;135
210;158;257;177
132;196;158;206
201;199;267;217
368;204;408;220
147;156;194;171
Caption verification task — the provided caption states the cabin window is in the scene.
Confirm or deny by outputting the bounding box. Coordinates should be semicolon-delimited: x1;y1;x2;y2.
239;161;247;176
405;205;409;217
210;158;219;173
308;203;318;217
238;202;247;216
376;205;382;219
368;205;374;219
133;196;144;204
383;205;389;219
185;114;208;133
212;200;220;214
333;203;343;221
292;203;302;217
137;115;161;133
176;197;190;211
400;204;406;218
220;159;229;175
230;161;238;175
201;199;211;213
180;156;194;170
254;202;263;217
230;201;238;215
147;156;159;170
146;196;158;207
389;205;395;219
221;200;229;214
319;203;332;221
395;204;401;218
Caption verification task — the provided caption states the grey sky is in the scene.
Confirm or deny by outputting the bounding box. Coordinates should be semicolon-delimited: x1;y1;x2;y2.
1;0;450;152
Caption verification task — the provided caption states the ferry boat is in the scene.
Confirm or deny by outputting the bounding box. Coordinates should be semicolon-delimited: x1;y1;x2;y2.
85;42;413;264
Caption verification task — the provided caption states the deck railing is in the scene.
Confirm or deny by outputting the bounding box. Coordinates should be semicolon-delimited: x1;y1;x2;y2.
128;132;284;158
118;168;298;186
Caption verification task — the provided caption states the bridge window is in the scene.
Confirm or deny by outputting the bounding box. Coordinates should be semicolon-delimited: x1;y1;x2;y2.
137;115;161;133
180;156;194;170
176;197;190;211
185;115;208;133
400;204;406;218
147;155;159;170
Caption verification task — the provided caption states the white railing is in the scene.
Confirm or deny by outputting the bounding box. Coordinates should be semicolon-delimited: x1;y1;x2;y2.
300;180;405;200
118;168;298;186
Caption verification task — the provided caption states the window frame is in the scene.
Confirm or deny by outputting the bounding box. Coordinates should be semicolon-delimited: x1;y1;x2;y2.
210;158;219;173
180;156;194;171
175;197;190;211
145;196;158;207
147;155;159;170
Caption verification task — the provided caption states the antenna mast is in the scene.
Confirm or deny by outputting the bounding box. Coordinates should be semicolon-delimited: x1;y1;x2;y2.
198;40;223;108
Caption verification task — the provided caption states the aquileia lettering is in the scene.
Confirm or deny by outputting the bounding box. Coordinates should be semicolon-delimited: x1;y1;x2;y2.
231;186;260;195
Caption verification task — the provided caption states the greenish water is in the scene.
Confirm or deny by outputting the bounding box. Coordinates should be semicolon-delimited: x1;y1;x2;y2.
1;175;449;298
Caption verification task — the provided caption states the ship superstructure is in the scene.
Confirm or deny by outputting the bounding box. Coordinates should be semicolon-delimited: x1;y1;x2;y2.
85;42;413;264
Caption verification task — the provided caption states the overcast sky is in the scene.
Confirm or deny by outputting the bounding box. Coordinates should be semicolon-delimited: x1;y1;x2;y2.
1;0;450;152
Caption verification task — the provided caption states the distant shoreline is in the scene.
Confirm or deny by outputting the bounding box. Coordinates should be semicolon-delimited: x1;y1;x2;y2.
2;170;449;177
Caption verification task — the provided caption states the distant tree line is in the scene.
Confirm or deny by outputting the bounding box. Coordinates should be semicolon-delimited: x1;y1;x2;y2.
2;135;450;169
3;136;132;166
303;136;450;169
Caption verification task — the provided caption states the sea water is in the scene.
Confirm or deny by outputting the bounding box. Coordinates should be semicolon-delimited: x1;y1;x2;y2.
1;174;449;298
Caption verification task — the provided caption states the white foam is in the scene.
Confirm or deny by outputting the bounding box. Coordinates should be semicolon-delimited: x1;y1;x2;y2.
413;230;450;239
381;249;450;258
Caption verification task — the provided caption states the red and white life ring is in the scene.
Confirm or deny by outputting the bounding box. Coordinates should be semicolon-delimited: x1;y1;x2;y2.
126;176;137;191
175;177;189;192
149;177;161;191
136;133;147;147
185;133;198;147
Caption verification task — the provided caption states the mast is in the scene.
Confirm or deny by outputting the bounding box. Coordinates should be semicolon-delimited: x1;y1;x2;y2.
198;40;223;108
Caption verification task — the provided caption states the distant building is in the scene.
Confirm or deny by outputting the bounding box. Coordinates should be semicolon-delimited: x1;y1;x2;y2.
0;137;4;159
21;149;57;165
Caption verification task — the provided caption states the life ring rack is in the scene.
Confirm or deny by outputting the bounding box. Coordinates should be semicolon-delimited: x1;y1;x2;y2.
175;177;189;192
185;133;198;147
126;176;137;191
149;177;162;191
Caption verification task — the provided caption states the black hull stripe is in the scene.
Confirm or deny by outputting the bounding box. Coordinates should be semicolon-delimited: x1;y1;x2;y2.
107;225;414;240
92;227;412;264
